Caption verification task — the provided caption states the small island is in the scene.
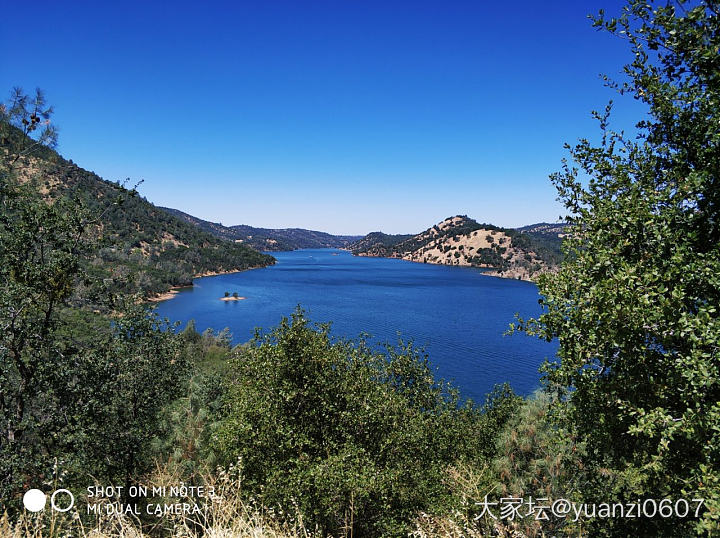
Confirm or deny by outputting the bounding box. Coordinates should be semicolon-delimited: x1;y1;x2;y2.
221;291;246;301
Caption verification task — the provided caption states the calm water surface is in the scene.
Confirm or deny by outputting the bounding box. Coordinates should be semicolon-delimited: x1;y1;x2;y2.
156;249;556;402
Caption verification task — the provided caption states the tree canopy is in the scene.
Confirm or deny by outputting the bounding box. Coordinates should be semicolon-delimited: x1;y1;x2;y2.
518;1;720;534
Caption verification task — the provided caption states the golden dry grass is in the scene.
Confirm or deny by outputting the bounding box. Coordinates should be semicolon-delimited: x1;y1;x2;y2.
1;462;312;538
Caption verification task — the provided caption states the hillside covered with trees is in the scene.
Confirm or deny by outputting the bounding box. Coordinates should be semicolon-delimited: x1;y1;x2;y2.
2;121;274;300
161;206;361;251
349;215;566;280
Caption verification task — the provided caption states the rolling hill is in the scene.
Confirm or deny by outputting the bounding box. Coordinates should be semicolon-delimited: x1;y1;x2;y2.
160;206;362;251
348;215;567;281
3;123;275;300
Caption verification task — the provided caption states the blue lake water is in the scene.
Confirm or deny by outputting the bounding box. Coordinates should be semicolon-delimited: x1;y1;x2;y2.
155;249;556;403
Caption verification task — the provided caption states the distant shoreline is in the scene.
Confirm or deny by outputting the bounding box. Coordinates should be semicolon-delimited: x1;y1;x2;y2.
147;266;260;303
351;251;538;282
146;285;191;303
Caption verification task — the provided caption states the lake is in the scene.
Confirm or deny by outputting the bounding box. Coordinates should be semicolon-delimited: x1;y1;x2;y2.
155;248;556;403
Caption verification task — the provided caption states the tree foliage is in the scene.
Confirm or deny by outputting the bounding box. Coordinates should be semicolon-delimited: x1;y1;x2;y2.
212;310;520;537
518;1;720;534
0;88;189;514
72;303;188;495
0;87;58;167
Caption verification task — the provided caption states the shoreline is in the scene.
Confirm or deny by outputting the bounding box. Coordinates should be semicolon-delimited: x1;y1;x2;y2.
351;251;540;282
146;285;190;303
146;265;268;304
194;268;243;278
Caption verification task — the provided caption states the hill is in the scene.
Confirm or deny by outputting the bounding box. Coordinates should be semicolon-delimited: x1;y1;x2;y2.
3;124;275;300
348;215;566;280
160;206;362;251
516;222;570;239
345;231;415;256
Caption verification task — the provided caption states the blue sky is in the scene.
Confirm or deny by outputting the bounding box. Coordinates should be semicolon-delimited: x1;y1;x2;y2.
1;0;644;235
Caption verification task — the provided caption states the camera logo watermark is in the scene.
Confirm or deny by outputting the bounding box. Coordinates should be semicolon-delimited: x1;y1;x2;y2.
23;489;74;512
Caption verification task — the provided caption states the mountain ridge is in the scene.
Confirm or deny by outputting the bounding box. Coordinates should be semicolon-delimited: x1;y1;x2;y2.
160;206;362;251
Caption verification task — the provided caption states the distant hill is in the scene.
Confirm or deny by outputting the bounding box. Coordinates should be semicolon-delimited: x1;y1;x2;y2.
160;207;362;251
516;222;570;239
4;123;275;299
346;232;415;256
348;216;566;281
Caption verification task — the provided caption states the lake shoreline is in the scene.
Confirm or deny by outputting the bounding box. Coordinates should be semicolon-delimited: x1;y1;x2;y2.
147;266;264;303
153;248;554;401
347;250;538;282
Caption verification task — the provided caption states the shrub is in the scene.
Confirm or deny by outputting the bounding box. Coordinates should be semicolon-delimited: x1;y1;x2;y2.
211;310;520;537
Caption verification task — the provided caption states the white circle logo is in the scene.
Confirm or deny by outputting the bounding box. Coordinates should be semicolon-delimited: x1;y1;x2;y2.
23;489;47;512
50;489;74;512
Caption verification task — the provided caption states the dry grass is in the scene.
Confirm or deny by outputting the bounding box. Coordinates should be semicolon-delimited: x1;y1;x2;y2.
1;462;313;538
408;464;527;538
1;462;553;537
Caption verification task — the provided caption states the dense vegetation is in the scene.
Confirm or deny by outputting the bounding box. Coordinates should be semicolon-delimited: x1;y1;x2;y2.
344;231;415;254
1;0;718;536
515;0;720;534
161;206;361;252
1;121;274;300
211;313;520;536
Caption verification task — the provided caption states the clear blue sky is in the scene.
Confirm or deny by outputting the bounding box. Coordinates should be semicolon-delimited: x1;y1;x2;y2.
1;0;644;235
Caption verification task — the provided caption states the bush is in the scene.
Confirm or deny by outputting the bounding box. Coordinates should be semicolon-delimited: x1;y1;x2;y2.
211;310;520;537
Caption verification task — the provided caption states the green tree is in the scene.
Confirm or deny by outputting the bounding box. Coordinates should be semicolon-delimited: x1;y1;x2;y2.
490;393;587;537
74;303;188;495
0;88;189;513
0;87;57;170
211;310;520;537
518;1;720;534
0;88;93;508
